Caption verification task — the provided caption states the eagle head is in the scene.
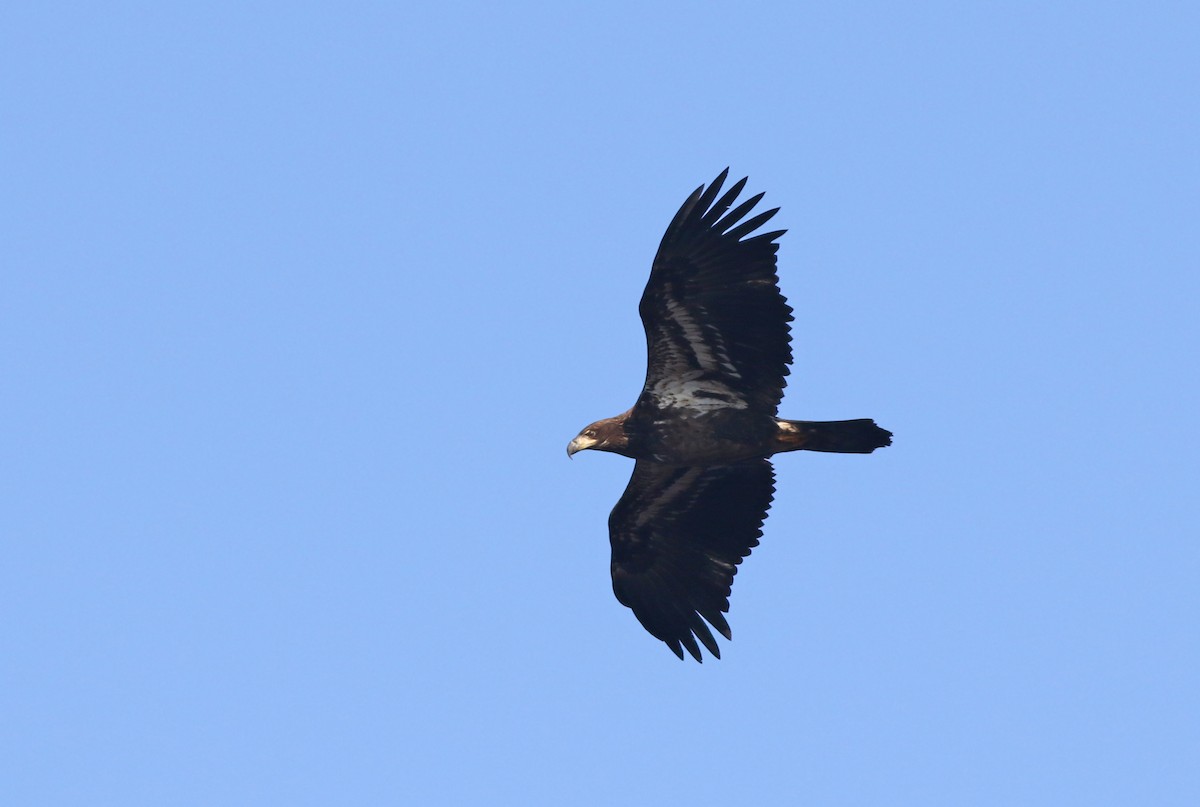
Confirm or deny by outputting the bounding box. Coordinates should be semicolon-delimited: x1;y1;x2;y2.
567;415;630;458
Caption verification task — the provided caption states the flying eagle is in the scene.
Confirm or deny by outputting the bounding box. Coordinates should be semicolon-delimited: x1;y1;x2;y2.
567;169;892;662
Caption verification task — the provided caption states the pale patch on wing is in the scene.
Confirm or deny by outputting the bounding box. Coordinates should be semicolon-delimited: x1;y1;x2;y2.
705;553;736;572
647;291;749;412
662;295;741;378
650;371;750;411
630;467;706;530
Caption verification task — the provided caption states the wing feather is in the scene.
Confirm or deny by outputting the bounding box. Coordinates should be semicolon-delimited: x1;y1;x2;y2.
638;170;793;415
609;459;775;661
715;192;765;233
700;177;748;228
723;207;780;242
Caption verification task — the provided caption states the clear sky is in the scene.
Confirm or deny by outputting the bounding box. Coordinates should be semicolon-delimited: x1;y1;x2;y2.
3;3;1197;805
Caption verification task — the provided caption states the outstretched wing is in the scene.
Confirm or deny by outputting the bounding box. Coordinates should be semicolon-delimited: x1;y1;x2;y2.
609;459;775;661
638;169;793;415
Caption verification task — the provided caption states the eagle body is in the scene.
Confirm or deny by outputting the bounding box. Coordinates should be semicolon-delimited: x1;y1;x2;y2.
623;408;779;465
568;170;891;662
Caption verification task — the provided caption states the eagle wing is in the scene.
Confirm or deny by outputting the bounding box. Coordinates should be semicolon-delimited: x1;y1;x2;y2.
609;459;775;661
637;169;793;415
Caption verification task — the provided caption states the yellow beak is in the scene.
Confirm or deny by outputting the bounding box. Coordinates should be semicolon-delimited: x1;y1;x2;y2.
566;434;598;458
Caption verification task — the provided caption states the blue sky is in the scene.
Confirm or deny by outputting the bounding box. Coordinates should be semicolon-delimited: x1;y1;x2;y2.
3;2;1197;805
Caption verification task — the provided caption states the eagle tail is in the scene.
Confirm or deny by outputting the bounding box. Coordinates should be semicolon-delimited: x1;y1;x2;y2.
774;419;892;454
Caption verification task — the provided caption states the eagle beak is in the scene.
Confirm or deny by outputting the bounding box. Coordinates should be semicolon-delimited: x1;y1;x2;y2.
567;434;598;458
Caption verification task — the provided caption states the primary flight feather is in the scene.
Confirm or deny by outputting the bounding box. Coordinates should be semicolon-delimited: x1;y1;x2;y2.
568;169;891;661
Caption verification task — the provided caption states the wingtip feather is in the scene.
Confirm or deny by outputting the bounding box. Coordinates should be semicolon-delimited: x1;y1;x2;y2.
680;632;703;662
701;176;749;228
725;207;780;241
715;192;765;235
689;613;721;659
693;170;729;221
701;609;732;641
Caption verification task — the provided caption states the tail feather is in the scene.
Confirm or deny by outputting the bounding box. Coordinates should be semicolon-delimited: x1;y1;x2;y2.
774;418;892;454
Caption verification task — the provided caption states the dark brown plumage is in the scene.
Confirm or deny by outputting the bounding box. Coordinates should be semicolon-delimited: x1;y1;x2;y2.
568;170;891;661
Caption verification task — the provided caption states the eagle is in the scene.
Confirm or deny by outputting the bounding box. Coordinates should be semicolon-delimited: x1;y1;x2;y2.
567;169;892;662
